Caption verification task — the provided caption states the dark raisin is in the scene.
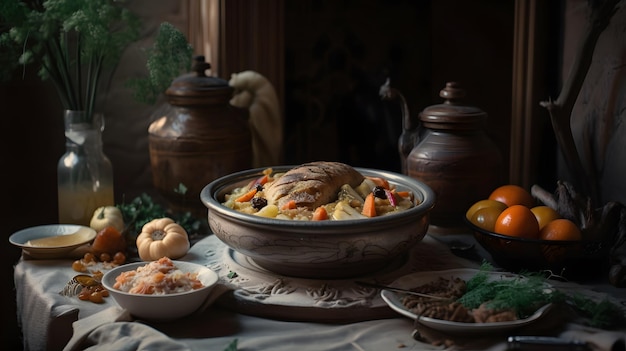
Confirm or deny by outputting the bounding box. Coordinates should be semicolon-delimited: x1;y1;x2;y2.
373;186;386;199
255;184;264;192
251;197;268;210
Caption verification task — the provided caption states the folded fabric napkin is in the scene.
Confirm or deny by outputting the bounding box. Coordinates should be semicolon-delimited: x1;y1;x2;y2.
62;307;191;351
63;284;231;351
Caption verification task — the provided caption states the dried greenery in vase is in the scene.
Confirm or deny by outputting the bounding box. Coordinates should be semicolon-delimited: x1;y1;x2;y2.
0;0;140;120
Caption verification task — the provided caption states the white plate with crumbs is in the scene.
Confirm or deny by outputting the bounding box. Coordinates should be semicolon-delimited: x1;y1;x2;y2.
380;268;554;335
9;224;97;259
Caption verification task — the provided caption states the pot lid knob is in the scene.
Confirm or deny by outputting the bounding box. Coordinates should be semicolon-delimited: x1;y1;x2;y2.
165;55;232;106
439;81;466;101
419;82;486;129
192;55;212;77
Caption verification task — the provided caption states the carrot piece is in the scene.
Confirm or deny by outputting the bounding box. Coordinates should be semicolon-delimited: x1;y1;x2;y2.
281;200;297;210
312;206;328;221
362;193;377;217
366;176;390;189
395;191;411;198
254;174;269;186
235;188;257;202
246;174;270;190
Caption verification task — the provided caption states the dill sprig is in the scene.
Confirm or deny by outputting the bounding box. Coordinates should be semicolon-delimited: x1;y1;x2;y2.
567;294;626;329
458;263;624;329
459;265;565;318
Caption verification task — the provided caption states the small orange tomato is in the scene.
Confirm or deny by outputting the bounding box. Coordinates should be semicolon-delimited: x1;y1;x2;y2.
494;205;540;239
470;206;505;232
488;184;535;208
531;206;561;230
466;199;507;221
540;218;582;241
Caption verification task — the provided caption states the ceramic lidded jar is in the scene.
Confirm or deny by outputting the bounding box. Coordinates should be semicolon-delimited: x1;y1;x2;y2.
406;82;503;233
148;56;252;216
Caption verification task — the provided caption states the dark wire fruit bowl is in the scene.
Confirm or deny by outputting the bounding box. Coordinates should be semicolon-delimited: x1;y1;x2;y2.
201;166;436;279
465;217;610;280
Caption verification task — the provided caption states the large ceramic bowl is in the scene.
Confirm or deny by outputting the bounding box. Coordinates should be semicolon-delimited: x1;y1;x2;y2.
200;166;435;279
101;261;219;321
465;218;609;280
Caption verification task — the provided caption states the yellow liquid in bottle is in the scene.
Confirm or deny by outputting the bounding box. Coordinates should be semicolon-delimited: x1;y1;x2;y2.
58;184;114;226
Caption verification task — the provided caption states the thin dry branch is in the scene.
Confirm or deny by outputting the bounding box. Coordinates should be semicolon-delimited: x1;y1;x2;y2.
539;0;621;205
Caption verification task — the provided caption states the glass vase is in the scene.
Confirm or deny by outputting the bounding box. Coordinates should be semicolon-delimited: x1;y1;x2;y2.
57;110;114;226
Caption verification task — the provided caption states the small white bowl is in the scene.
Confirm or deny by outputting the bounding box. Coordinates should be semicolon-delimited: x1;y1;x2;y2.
101;260;219;321
9;224;97;259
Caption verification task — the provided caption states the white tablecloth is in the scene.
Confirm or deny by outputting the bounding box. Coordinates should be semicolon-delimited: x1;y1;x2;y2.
14;234;626;351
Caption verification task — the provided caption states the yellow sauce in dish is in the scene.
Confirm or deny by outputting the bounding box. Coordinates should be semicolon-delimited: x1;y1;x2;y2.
26;227;94;247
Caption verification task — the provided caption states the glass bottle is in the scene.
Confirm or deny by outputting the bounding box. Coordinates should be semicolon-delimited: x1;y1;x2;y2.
57;110;114;226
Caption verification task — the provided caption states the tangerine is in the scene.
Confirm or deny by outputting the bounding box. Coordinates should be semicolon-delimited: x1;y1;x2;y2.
539;218;582;241
494;205;540;239
466;199;507;220
488;184;534;208
470;206;504;231
531;206;561;230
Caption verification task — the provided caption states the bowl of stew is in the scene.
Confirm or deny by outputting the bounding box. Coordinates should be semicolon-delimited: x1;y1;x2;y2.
200;162;435;279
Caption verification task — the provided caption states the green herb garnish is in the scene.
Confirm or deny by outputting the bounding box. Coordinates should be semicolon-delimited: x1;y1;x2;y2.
116;193;204;239
460;270;565;319
567;294;626;329
223;339;238;351
458;263;625;329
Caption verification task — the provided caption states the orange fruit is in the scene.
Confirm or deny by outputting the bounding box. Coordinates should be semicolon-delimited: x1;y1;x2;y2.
539;218;582;241
470;206;505;231
531;206;561;230
466;199;507;220
488;184;535;208
494;205;540;239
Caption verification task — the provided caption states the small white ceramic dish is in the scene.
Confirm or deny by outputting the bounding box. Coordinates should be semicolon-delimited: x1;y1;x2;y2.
9;224;97;259
101;260;219;321
380;268;554;335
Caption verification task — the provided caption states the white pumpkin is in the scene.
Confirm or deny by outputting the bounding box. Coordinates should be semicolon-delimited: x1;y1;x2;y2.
136;217;190;261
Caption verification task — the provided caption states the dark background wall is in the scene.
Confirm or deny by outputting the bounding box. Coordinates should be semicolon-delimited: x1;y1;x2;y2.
282;0;515;180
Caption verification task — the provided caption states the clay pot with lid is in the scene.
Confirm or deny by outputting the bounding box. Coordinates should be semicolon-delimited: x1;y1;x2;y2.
148;56;252;216
384;81;503;233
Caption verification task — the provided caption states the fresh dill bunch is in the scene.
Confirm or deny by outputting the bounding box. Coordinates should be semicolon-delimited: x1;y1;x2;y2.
458;263;625;328
459;263;565;318
464;261;493;292
127;22;193;105
567;294;626;329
